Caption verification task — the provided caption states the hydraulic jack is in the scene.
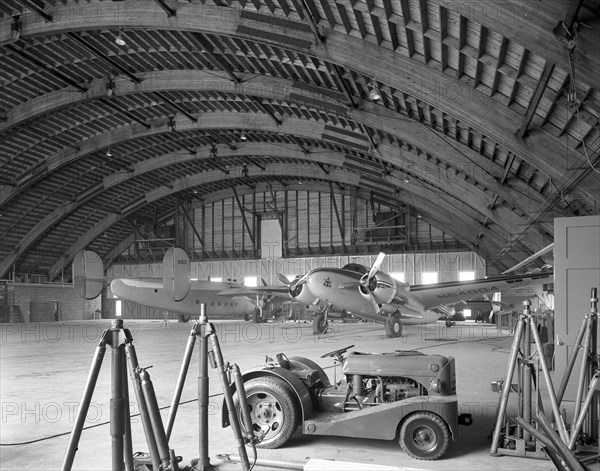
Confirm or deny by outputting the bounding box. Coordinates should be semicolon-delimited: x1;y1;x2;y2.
61;319;181;471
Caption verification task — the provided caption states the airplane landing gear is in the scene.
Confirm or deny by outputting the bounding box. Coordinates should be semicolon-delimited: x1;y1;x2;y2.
313;312;329;335
385;314;402;338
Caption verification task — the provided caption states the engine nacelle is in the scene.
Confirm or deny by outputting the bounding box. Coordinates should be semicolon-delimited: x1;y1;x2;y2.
359;271;404;306
289;283;318;307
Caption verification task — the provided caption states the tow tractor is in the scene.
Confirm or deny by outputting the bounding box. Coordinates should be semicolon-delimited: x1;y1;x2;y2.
223;345;472;460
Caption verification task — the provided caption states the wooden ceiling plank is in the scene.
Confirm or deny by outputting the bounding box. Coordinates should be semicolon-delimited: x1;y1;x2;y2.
507;47;528;106
317;0;336;28
473;25;487;89
336;2;352;34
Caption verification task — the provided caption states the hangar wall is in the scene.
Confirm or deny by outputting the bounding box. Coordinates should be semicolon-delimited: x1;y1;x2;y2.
179;190;466;259
0;283;101;323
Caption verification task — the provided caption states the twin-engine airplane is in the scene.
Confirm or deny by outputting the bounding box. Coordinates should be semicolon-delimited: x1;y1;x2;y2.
269;253;553;337
72;248;281;321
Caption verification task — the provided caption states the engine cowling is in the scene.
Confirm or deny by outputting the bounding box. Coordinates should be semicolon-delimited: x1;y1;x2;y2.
359;271;405;306
289;282;318;306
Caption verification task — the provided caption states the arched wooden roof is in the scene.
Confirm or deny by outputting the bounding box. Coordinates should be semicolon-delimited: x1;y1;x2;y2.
0;0;598;277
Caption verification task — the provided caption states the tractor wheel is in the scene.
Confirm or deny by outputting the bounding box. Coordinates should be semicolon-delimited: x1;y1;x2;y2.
385;315;402;338
313;313;327;335
237;377;299;449
399;412;450;460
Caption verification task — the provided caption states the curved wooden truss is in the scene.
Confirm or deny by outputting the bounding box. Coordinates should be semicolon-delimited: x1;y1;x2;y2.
0;0;598;277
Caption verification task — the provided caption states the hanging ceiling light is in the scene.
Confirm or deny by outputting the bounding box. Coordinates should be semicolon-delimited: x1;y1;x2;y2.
240;130;247;141
115;28;126;46
368;78;381;101
106;148;112;157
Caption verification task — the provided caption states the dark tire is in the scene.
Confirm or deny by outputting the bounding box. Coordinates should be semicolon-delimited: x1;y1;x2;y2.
385;315;402;338
237;377;299;449
313;313;327;335
399;412;450;460
251;308;262;323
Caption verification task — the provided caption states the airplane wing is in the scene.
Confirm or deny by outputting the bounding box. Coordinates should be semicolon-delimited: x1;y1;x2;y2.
408;271;553;310
216;286;290;297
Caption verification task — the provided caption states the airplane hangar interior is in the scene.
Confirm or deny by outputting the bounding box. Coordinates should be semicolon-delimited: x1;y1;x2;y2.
1;0;599;470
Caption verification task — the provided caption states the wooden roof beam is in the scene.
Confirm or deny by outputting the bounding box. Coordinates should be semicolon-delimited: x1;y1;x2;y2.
152;91;197;123
250;96;282;125
553;0;585;41
6;44;87;92
67;32;142;84
516;62;555;140
153;0;176;17
189;34;241;84
231;185;255;245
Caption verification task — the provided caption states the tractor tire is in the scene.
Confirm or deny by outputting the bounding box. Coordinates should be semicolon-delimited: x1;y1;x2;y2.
385;315;402;338
313;313;327;335
399;412;450;460
236;377;300;449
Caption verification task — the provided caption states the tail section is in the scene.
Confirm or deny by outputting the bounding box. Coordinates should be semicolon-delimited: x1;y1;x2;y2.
72;250;104;299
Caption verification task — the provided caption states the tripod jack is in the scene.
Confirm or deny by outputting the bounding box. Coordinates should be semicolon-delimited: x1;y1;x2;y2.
61;319;180;471
166;308;254;471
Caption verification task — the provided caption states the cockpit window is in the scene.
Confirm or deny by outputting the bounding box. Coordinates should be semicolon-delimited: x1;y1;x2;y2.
342;263;369;274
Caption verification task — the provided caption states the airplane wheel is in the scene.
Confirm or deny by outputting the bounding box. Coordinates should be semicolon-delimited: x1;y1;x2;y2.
251;308;263;323
399;412;450;460
385;315;402;338
313;313;327;335
237;377;299;449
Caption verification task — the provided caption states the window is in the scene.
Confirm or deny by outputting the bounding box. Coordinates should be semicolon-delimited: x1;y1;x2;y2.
244;276;258;287
422;272;438;285
116;300;122;317
463;309;472;319
210;277;222;282
459;271;475;281
390;272;405;283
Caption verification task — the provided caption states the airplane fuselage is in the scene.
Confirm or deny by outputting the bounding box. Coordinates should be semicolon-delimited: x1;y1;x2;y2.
110;279;257;320
303;268;440;325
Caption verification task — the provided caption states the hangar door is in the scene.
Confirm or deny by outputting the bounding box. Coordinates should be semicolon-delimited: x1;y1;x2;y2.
554;215;600;400
260;218;282;259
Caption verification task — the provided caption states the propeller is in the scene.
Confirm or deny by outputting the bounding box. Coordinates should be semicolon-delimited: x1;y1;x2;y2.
359;252;386;314
277;273;309;299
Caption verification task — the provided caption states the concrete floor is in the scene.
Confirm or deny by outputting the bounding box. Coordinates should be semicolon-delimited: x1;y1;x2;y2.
0;319;592;470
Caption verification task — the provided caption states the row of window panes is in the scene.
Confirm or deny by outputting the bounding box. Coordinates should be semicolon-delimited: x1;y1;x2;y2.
195;272;475;286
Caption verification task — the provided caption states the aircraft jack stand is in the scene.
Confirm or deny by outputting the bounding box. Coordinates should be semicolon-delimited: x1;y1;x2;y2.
490;300;569;459
61;319;182;471
166;307;255;471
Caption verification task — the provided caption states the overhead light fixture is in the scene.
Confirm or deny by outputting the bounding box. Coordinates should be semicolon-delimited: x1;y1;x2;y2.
106;148;112;157
368;78;381;101
106;78;115;97
240;130;247;141
168;116;176;133
115;28;126;46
